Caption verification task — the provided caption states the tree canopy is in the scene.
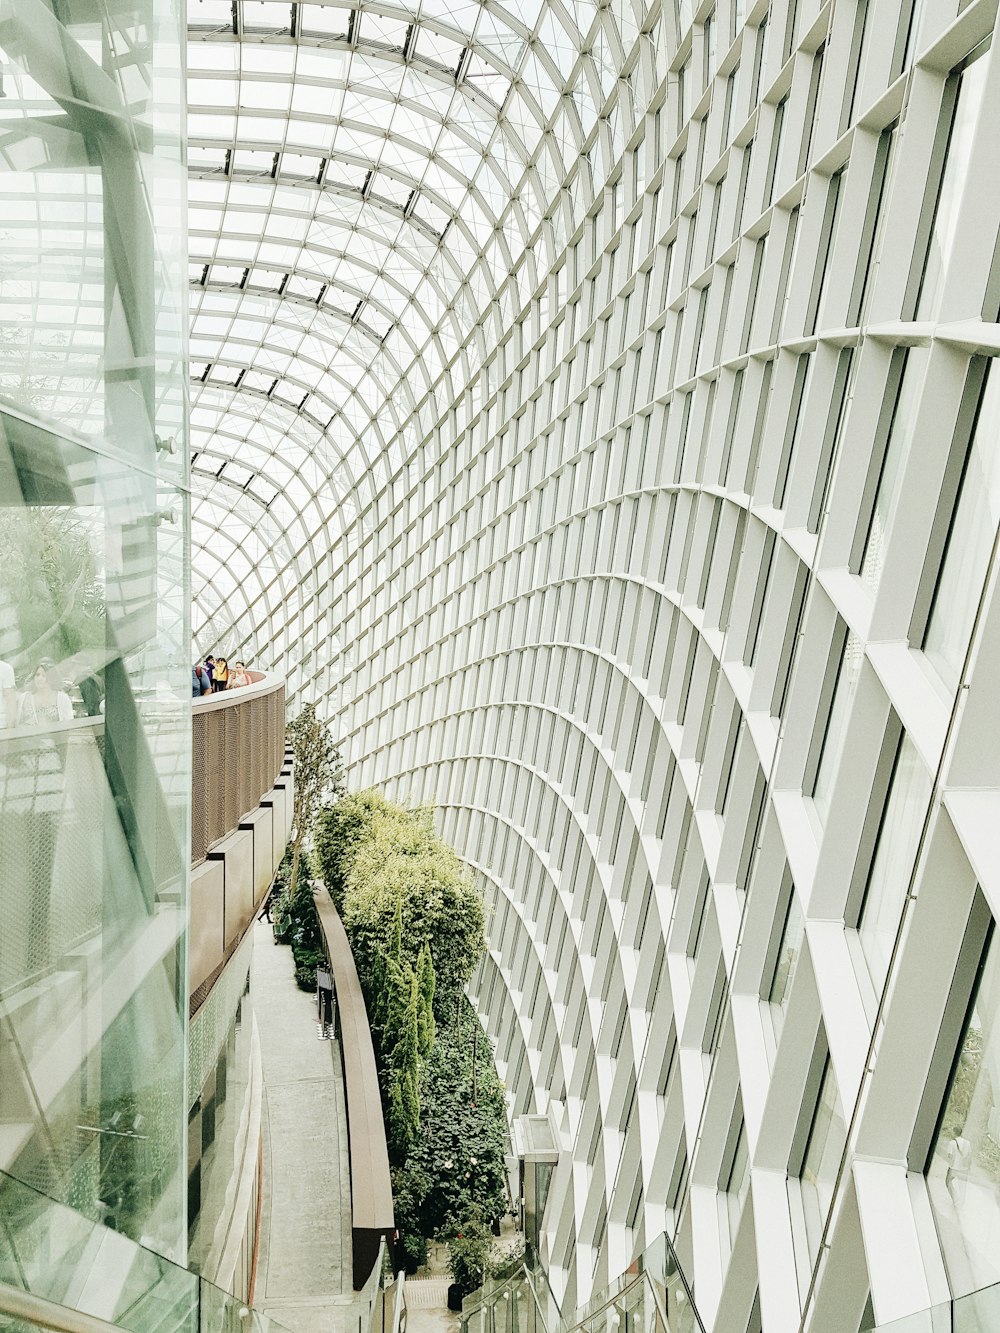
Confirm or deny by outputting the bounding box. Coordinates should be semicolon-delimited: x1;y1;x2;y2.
311;787;506;1281
392;1006;509;1250
315;789;485;1017
286;702;343;893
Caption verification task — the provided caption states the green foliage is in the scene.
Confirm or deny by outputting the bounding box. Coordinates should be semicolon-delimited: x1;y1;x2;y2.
313;789;393;913
269;849;294;942
270;705;342;990
0;507;106;669
286;703;344;895
381;940;435;1161
314;788;505;1256
327;795;484;1017
447;1211;524;1297
417;946;435;1059
271;848;325;991
383;958;420;1152
391;1001;509;1243
396;1227;428;1275
292;945;325;992
448;1211;493;1297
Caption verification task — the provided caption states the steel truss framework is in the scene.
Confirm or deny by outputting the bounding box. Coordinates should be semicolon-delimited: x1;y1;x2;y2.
190;2;1000;1331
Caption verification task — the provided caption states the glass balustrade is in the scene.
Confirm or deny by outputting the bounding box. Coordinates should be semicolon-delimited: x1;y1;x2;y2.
0;1169;303;1333
872;1281;1000;1332
460;1233;702;1333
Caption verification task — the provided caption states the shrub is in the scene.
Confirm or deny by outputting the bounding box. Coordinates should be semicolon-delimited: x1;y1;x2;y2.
317;791;484;1018
397;1228;428;1275
313;789;396;913
390;1002;508;1239
272;862;325;991
314;789;507;1262
448;1211;492;1296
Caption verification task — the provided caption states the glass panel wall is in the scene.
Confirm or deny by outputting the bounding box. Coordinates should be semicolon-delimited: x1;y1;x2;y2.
856;738;931;993
0;0;189;1263
860;349;928;592
923;362;1000;692
927;926;1000;1299
799;1058;848;1261
916;46;990;320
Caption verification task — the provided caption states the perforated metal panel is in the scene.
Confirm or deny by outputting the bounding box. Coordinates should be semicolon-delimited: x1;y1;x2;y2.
191;679;285;864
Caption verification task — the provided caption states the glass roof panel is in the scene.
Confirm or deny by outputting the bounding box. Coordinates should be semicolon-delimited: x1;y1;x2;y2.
188;0;640;645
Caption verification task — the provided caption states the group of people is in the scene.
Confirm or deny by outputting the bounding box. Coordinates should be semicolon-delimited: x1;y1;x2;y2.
192;654;253;697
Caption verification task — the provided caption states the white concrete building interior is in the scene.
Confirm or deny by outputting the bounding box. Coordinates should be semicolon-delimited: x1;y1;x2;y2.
4;0;1000;1329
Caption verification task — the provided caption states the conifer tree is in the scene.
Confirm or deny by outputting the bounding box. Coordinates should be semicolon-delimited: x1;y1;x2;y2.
417;945;435;1060
385;961;422;1159
286;702;342;895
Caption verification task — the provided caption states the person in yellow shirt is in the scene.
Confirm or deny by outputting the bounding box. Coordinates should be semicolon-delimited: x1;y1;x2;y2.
212;656;229;692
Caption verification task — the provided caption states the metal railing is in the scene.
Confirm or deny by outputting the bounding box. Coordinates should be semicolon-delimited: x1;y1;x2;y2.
562;1234;703;1333
460;1234;703;1333
0;1280;126;1333
191;672;285;864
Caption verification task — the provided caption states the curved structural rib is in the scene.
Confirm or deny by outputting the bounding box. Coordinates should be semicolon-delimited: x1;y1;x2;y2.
211;2;1000;1331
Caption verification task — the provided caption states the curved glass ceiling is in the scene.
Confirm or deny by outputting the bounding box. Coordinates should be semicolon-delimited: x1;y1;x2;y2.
189;0;654;654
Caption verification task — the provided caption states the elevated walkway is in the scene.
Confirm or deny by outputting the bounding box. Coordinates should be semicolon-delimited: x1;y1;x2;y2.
251;918;359;1333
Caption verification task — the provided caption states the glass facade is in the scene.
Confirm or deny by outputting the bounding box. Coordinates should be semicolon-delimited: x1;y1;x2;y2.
927;927;1000;1300
0;1167;294;1331
2;0;1000;1328
0;0;190;1262
923;361;1000;692
216;2;999;1327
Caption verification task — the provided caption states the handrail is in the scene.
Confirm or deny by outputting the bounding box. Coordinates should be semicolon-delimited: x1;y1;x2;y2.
560;1232;704;1333
191;670;283;714
461;1233;702;1333
0;1280;126;1333
0;1168;300;1333
312;883;395;1288
390;1270;407;1333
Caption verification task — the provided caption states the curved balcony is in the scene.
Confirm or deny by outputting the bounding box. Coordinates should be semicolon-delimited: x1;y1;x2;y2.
190;671;291;1011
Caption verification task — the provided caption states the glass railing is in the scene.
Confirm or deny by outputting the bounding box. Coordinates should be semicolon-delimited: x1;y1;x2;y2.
565;1235;703;1333
460;1264;552;1333
0;1170;297;1333
872;1281;1000;1331
460;1233;702;1333
0;1276;125;1332
356;1239;392;1333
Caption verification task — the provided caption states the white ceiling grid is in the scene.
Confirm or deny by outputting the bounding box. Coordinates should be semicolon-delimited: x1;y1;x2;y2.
188;0;659;654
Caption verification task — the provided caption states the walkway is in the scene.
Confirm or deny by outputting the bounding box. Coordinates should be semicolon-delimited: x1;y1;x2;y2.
405;1243;460;1333
251;919;358;1333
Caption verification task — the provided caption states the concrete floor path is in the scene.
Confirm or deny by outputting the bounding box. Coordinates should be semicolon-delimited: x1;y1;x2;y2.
404;1243;461;1333
251;919;360;1333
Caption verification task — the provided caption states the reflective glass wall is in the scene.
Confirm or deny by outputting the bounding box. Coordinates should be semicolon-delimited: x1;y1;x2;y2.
0;0;190;1263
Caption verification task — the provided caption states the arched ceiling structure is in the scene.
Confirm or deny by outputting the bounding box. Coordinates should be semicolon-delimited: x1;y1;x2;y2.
188;0;661;659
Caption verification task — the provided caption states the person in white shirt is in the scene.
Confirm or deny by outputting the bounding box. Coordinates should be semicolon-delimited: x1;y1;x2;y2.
0;658;15;729
18;660;73;726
